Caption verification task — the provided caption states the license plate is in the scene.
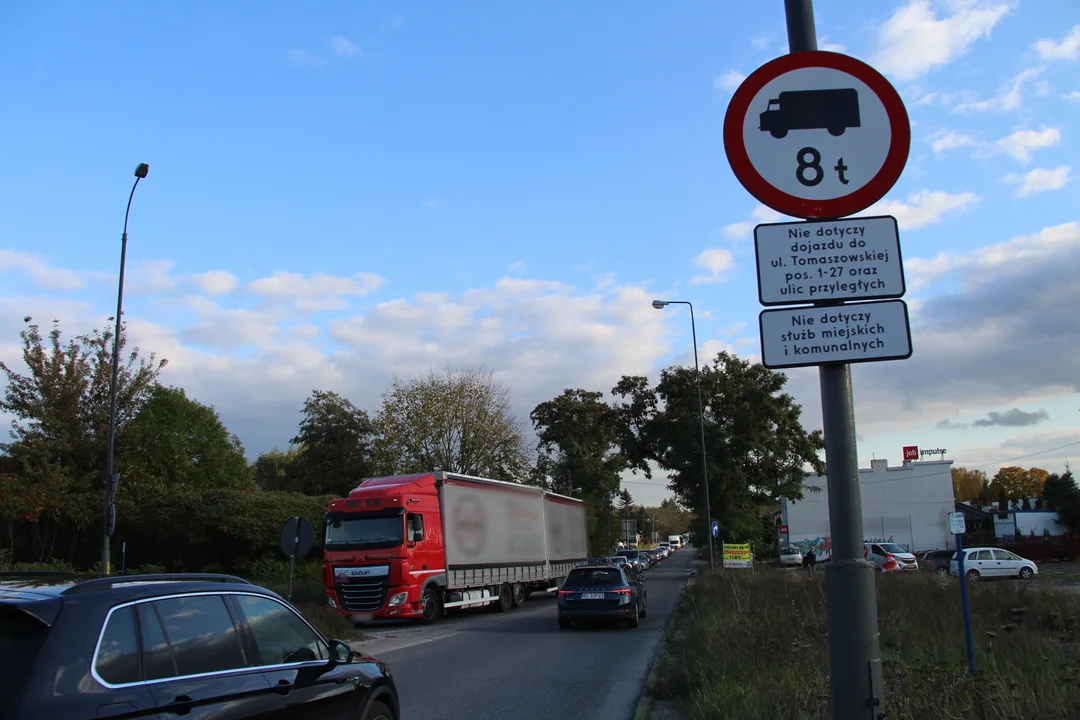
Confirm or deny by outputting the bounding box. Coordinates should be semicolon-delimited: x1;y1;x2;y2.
582;592;605;599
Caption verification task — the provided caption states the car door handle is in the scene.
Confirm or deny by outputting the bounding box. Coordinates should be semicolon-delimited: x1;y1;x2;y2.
168;695;194;715
274;679;293;693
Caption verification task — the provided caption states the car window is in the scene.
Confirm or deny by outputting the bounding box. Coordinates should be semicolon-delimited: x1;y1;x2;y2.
138;603;177;681
95;606;140;685
148;595;247;678
234;595;327;666
0;606;48;711
565;568;624;586
992;550;1015;561
974;550;992;561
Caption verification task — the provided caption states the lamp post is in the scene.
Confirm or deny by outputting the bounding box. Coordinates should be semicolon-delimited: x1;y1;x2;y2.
101;163;149;577
652;299;714;569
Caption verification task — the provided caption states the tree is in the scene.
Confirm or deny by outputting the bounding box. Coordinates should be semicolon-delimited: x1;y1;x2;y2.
951;467;988;502
989;466;1046;502
375;367;529;481
119;385;251;495
1042;467;1080;534
290;391;375;497
613;351;824;545
531;388;628;554
251;447;302;491
0;318;165;562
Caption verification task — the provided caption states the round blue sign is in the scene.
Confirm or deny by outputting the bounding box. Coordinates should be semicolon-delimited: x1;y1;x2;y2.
711;521;720;538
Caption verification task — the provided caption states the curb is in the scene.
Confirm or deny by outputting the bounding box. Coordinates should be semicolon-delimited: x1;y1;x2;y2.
630;562;706;720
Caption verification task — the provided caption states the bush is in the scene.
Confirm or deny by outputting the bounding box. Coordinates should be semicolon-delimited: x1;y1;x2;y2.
662;570;1080;719
120;487;333;573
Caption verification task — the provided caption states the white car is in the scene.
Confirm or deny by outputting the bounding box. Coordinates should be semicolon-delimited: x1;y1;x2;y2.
864;542;919;571
779;546;803;567
950;547;1038;580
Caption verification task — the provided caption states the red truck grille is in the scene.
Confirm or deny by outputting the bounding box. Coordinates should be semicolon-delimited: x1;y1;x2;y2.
337;576;389;612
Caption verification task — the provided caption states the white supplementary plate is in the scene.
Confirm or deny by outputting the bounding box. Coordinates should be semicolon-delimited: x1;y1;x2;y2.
949;512;966;535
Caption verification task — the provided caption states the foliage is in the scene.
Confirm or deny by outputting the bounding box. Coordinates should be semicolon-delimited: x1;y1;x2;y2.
289;390;375;497
612;351;824;545
531;388;628;555
1043;469;1080;534
122;487;333;572
252;446;303;491
990;466;1047;503
660;570;1080;720
375;367;530;481
119;385;252;496
0;318;165;561
951;467;988;502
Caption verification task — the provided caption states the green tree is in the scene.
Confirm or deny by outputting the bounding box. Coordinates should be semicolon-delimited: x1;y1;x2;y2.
375;367;529;481
612;351;824;545
0;318;165;562
251;447;302;491
990;466;1045;502
119;385;251;495
531;388;627;555
1042;467;1080;533
951;467;988;502
290;390;375;498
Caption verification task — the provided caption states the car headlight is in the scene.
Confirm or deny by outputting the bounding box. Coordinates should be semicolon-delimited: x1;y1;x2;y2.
388;592;409;607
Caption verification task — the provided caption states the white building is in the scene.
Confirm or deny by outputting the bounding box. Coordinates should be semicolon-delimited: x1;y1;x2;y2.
782;458;954;560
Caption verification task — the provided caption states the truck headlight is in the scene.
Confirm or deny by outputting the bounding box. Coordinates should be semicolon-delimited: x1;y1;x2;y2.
326;595;338;609
388;592;408;607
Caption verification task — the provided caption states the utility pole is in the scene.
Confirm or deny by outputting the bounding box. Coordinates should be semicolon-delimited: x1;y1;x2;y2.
783;1;886;717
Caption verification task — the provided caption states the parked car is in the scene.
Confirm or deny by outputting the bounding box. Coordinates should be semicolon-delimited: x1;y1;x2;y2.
779;546;803;567
556;565;647;629
950;547;1038;580
0;572;400;720
919;549;956;577
864;542;919;572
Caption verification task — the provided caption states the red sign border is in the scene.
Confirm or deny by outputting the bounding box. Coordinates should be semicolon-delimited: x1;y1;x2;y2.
723;51;911;220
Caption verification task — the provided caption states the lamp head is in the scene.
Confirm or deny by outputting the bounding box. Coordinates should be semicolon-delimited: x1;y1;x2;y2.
134;163;149;179
651;300;668;309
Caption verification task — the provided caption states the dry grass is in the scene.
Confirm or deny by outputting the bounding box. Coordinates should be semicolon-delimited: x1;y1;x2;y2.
659;570;1080;720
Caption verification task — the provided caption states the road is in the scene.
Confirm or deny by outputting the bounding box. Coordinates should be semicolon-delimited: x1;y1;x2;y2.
353;549;696;720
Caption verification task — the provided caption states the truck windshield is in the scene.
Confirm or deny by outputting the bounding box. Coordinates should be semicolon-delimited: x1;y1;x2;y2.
325;515;404;549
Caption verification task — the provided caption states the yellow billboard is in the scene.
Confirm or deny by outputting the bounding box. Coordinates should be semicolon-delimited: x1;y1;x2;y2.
722;542;753;569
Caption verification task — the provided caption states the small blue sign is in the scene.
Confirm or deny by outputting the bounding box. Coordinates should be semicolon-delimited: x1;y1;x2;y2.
711;521;720;538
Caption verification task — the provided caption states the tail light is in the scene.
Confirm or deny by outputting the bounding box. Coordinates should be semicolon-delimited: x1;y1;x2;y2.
558;590;574;598
613;588;632;596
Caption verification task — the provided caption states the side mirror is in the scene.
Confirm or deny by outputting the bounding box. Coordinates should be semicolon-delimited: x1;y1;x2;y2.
328;639;356;665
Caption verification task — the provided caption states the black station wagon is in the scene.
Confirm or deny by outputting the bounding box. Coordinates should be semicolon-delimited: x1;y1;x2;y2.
0;572;400;719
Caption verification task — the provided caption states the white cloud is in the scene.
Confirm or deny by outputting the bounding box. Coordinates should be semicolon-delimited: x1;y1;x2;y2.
714;70;745;92
330;36;359;58
995;126;1061;163
0;250;84;291
180;309;282;352
1004;166;1072;197
191;270;239;296
930;130;976;154
820;38;847;52
862;190;980;230
507;261;527;275
247;271;386;302
720;205;783;240
871;0;1011;81
1063;90;1080;103
1034;24;1080;61
127;260;178;296
691;248;736;285
952;66;1044;113
287;49;312;64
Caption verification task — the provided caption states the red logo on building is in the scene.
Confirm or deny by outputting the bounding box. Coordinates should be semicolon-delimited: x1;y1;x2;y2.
903;446;919;461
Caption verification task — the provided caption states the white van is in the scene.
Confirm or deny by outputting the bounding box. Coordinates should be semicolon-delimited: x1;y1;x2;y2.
668;535;683;549
864;542;919;572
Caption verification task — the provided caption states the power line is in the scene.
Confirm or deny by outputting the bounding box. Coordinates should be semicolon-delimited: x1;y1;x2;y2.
962;440;1080;471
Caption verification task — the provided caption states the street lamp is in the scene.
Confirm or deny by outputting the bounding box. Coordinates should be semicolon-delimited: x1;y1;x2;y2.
101;163;149;576
652;299;714;569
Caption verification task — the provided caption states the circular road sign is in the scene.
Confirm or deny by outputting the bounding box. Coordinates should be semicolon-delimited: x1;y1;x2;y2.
711;520;720;538
723;51;910;220
279;516;314;559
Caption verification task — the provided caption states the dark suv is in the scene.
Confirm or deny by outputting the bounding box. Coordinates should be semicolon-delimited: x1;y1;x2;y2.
0;572;400;719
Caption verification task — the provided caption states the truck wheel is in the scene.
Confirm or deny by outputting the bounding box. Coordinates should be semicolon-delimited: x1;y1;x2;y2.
492;584;512;612
511;583;526;607
769;129;788;139
420;588;442;625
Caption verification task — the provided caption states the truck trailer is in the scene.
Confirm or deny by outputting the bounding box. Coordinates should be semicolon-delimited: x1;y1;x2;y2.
322;471;588;624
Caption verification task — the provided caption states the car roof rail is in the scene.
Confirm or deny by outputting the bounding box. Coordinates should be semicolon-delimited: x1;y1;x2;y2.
62;573;253;595
0;570;84;578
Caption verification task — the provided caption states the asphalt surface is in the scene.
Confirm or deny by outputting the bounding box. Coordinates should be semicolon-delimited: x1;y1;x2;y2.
354;549;696;720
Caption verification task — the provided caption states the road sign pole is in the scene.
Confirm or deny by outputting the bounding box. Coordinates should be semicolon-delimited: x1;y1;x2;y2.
784;1;886;718
955;533;976;674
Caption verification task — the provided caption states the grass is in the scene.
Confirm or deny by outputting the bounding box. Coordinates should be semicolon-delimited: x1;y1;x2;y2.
658;570;1080;720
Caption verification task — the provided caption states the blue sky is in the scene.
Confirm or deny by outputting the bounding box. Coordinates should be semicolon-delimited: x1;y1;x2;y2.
1;0;1078;505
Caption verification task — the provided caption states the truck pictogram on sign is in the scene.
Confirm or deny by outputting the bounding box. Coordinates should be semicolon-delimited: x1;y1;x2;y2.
759;88;861;139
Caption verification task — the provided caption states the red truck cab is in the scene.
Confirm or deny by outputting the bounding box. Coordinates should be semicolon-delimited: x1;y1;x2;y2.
323;473;441;622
